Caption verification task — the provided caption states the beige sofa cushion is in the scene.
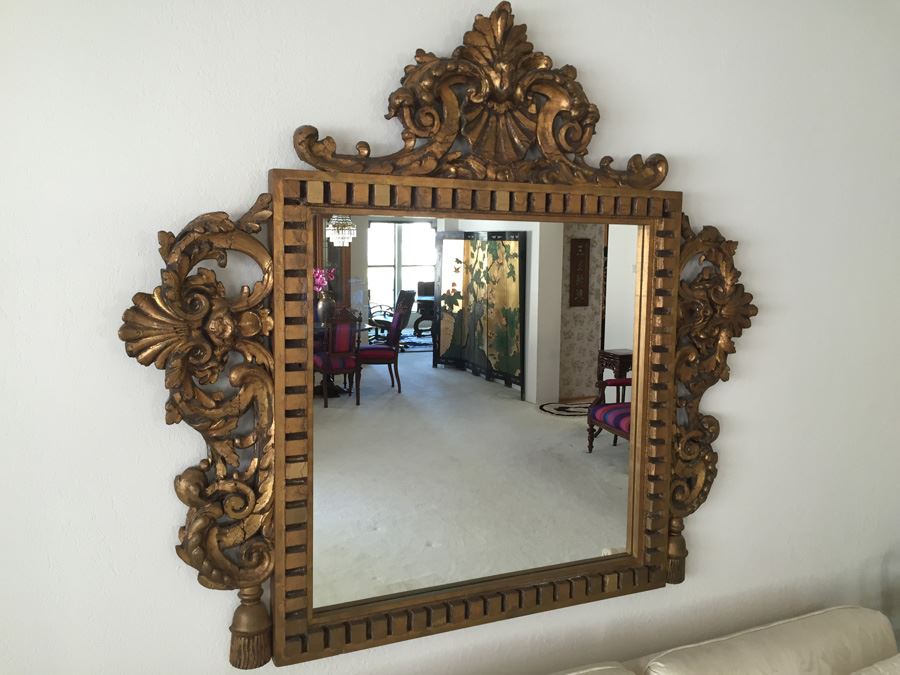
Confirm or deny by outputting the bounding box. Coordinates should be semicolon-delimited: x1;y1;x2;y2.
642;606;896;675
549;662;635;675
853;653;900;674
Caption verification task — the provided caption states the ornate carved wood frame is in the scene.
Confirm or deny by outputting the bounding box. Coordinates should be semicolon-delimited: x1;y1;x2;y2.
118;2;756;669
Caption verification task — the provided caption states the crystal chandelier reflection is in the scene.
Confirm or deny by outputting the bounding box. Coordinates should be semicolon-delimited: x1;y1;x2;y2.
325;214;357;247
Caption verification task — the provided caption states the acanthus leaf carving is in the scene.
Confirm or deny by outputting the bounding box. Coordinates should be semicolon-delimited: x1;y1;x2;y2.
293;2;668;188
669;215;758;583
118;193;275;669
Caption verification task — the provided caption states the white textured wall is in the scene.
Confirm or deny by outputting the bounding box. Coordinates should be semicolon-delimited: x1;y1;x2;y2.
603;225;639;353
3;1;900;674
347;216;368;318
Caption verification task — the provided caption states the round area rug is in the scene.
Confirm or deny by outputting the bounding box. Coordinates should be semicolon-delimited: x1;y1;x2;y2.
539;401;590;416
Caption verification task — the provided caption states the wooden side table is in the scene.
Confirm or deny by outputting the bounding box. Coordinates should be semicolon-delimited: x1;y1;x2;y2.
596;348;633;389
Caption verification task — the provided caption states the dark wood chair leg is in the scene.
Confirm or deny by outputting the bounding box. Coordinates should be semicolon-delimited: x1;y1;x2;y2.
612;434;618;446
587;423;595;453
323;374;329;408
394;360;401;393
355;369;361;405
388;364;395;387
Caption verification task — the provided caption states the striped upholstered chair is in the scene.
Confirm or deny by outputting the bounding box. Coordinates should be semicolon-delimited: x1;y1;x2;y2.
357;291;414;394
314;308;361;407
587;377;632;452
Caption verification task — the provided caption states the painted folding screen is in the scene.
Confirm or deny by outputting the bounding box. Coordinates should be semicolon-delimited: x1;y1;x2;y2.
434;231;526;398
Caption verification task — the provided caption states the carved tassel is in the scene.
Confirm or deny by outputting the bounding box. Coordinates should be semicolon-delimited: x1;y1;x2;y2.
667;517;687;583
229;586;272;669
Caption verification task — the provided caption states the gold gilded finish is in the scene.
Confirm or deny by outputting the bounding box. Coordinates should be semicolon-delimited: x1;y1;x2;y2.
118;195;276;669
294;2;667;188
669;215;758;582
268;170;683;665
118;2;758;667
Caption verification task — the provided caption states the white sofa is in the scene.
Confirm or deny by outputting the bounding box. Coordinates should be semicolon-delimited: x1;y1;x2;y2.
553;606;899;675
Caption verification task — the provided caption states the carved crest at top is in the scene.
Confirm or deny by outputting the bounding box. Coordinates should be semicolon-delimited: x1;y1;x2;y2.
294;2;668;188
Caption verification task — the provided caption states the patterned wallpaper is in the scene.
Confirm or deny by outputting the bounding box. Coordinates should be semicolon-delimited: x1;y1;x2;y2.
559;223;606;400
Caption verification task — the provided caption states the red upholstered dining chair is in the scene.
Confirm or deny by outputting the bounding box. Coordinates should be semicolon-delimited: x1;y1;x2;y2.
357;290;414;393
605;377;631;404
314;308;362;407
587;377;632;452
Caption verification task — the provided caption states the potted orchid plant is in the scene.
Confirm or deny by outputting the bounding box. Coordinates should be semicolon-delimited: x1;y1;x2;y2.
314;266;337;323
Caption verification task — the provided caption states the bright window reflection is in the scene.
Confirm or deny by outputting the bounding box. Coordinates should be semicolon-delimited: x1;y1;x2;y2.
401;266;435;295
401;222;437;266
367;222;395;266
367;267;395;309
367;221;435;308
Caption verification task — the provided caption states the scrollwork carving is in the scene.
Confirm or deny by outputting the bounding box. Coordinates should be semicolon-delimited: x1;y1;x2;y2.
669;215;757;582
118;194;275;669
116;3;759;665
293;2;667;188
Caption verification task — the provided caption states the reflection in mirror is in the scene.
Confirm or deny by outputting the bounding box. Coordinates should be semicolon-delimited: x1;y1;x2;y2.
311;216;639;608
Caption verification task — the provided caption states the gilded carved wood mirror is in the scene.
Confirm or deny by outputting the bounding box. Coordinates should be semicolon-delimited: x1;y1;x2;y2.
118;3;756;668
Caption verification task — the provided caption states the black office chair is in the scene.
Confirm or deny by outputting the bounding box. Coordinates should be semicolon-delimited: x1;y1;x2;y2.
368;290;416;347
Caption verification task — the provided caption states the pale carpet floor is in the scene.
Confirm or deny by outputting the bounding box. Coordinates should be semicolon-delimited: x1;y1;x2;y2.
312;351;629;608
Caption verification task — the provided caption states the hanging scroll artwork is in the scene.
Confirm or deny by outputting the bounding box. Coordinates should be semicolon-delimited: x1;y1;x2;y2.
569;238;591;307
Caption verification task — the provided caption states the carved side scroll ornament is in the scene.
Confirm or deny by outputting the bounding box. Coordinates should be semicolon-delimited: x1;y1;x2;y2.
669;215;758;582
294;2;668;188
118;195;275;669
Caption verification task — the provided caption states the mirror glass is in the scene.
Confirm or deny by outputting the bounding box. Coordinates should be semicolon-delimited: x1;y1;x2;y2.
311;215;640;607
